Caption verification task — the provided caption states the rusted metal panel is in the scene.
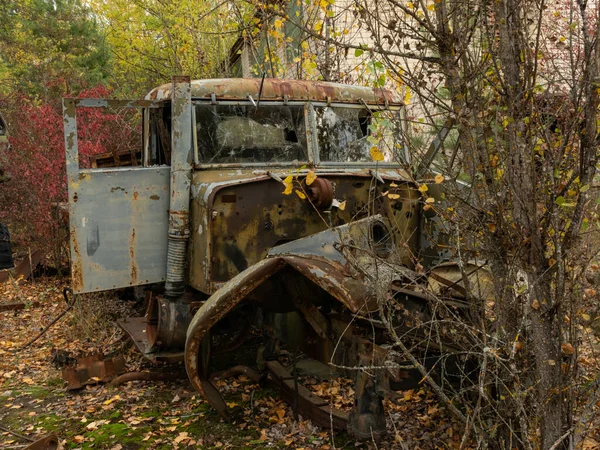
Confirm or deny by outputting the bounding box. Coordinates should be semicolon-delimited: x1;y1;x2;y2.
188;169;418;295
146;78;403;106
66;168;169;293
62;354;126;390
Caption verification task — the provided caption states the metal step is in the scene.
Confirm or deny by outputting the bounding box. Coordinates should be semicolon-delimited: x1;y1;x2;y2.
117;316;184;363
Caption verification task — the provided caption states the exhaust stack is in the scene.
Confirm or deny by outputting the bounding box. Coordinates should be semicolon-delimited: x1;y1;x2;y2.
165;75;192;299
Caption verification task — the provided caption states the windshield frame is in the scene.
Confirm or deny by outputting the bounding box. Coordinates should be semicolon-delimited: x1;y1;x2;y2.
190;99;402;169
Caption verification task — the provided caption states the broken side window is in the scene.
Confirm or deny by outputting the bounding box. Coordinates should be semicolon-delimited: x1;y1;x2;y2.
315;107;403;163
148;105;171;166
78;107;143;169
195;105;308;164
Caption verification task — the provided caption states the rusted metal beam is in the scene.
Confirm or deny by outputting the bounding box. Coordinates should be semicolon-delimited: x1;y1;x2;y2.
267;360;348;430
146;78;403;107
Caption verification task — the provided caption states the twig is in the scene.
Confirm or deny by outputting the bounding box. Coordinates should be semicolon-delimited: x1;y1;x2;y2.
17;288;73;350
549;427;573;450
0;424;34;442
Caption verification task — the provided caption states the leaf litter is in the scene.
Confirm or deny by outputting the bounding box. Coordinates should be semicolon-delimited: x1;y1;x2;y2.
0;275;547;449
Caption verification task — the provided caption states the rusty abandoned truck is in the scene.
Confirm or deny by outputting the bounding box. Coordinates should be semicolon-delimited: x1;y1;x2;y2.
63;77;484;440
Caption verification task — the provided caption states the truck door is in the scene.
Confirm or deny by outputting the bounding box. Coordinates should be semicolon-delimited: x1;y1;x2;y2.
63;98;170;293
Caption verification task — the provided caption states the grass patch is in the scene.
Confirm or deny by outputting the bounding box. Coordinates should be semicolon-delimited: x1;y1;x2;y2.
84;422;145;449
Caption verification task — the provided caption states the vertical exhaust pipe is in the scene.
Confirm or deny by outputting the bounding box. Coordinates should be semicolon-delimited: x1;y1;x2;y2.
165;75;192;300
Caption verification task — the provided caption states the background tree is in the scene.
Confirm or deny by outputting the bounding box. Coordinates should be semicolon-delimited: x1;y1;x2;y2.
90;0;239;96
244;0;600;447
0;0;110;99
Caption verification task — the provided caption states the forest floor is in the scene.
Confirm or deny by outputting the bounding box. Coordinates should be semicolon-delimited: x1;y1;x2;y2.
2;274;600;449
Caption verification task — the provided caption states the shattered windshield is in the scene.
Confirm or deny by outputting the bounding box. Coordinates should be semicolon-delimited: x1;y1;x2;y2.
195;104;308;164
315;107;403;163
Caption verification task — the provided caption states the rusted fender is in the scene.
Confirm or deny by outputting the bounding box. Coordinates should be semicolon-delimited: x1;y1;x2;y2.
185;257;286;415
185;216;391;413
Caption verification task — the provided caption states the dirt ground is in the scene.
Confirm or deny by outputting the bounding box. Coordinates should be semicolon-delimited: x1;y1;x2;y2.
0;275;473;450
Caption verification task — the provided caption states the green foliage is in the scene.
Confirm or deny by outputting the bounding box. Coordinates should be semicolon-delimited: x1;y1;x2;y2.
91;0;238;96
0;0;110;98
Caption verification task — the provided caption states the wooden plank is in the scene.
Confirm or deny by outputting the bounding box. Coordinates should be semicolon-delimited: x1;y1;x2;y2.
0;302;25;312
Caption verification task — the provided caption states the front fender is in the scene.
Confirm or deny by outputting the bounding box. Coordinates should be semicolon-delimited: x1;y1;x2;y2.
184;215;394;410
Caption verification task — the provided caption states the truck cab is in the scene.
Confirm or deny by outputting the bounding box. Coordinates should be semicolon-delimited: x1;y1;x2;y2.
64;78;441;440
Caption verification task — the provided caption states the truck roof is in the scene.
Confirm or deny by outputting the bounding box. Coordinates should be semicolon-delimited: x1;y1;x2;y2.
145;78;402;106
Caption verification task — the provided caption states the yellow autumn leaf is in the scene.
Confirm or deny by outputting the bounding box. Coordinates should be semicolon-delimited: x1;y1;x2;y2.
274;19;283;29
418;184;428;193
390;182;399;187
295;189;307;199
103;395;120;405
306;170;317;185
282;183;293;195
434;174;444;184
370;146;385;161
404;87;412;105
315;21;323;32
426;4;435;11
425;197;435;204
337;200;346;210
388;193;400;199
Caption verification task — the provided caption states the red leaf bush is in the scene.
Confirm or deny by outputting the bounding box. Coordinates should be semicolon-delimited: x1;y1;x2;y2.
0;85;140;266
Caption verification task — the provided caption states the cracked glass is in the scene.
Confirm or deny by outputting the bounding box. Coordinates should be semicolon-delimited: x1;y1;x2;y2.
195;104;308;164
315;107;403;163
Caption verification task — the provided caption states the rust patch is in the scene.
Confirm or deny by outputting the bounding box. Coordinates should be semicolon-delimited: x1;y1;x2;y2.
133;191;139;200
71;234;84;292
129;228;138;285
146;78;403;106
150;194;160;200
